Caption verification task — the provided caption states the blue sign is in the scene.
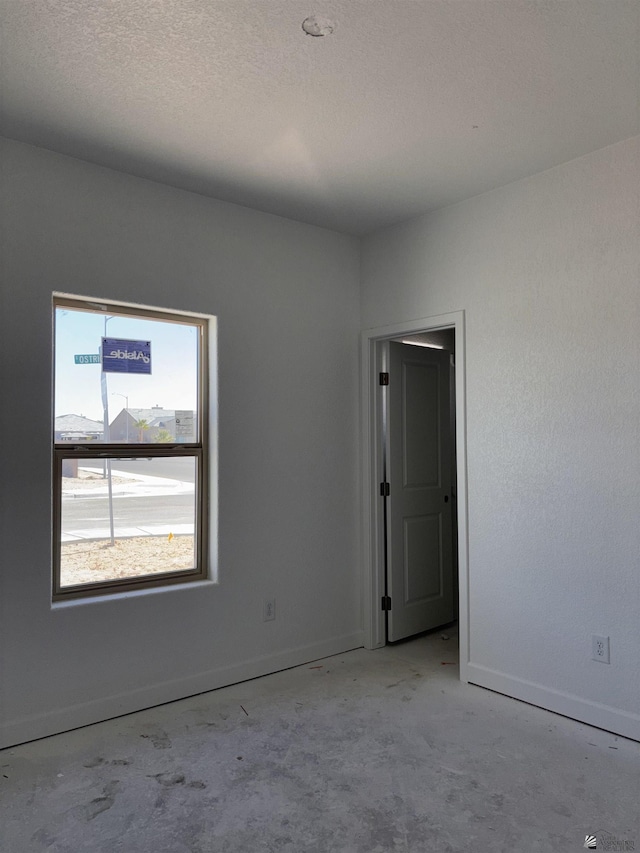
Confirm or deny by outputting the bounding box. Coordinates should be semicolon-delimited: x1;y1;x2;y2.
101;338;152;374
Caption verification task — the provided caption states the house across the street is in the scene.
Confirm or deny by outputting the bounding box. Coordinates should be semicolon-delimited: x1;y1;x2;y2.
109;406;176;443
54;413;104;442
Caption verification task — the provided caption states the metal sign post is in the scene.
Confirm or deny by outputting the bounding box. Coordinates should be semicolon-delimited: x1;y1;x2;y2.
100;327;115;547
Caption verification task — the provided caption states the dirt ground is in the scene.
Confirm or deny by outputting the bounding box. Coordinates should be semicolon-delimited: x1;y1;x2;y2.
60;535;195;587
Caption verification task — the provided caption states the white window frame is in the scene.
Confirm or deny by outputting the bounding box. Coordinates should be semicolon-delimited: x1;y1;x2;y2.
52;295;210;600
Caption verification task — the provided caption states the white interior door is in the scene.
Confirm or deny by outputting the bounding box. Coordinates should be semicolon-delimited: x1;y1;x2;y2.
386;341;455;642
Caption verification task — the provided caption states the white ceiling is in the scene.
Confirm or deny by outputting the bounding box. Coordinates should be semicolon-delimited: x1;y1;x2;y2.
2;1;639;235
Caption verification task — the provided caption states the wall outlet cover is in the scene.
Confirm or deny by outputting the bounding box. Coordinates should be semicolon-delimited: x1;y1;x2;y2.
592;634;610;664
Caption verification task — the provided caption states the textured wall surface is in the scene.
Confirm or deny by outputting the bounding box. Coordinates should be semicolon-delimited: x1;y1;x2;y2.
0;139;362;747
361;136;640;737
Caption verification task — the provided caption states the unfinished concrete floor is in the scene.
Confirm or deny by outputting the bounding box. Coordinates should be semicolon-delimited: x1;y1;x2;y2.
1;627;638;853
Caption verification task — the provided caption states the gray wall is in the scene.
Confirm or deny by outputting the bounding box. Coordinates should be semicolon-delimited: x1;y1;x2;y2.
0;139;362;747
361;136;640;739
2;132;639;745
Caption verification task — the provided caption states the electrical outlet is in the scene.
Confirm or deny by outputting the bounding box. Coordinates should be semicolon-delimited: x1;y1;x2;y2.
592;634;610;664
263;598;276;622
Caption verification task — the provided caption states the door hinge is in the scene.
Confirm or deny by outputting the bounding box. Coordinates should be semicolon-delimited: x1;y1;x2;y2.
379;372;389;385
380;481;390;497
381;595;392;611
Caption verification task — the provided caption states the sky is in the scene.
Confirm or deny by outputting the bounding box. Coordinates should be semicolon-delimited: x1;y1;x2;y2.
55;305;200;424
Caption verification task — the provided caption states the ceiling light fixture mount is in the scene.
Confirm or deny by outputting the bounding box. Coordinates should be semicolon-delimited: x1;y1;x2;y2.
302;15;336;37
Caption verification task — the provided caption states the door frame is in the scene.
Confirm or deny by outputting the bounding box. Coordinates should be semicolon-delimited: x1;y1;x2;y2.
360;311;469;683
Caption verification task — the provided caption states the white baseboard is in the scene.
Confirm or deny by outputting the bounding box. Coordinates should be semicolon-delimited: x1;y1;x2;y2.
467;662;640;742
0;631;364;749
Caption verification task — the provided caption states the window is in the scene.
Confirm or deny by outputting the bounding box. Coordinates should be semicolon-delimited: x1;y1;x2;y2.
53;296;209;599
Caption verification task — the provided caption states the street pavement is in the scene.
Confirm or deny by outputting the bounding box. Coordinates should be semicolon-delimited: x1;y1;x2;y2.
61;466;196;542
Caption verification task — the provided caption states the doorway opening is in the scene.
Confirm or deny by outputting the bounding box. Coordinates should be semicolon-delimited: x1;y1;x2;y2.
383;329;457;644
360;312;469;683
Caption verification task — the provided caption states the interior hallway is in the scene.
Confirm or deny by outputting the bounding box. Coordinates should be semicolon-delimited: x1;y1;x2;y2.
1;628;638;853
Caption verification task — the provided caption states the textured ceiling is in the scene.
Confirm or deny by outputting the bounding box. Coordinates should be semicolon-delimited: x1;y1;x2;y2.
1;0;639;235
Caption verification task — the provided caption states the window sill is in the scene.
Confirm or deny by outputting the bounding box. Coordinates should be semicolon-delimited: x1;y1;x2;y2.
51;576;219;609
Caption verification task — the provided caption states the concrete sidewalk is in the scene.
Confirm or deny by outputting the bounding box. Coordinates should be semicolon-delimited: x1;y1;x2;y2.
61;523;194;543
61;466;194;500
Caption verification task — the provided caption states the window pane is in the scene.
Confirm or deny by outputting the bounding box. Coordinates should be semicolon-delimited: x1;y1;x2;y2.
54;305;200;444
59;456;197;588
